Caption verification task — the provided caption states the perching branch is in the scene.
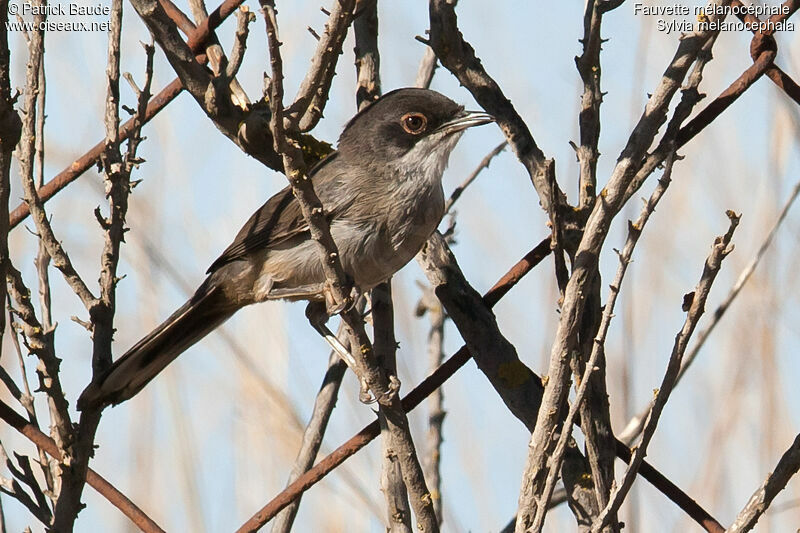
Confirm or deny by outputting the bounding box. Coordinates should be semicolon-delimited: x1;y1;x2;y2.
374;282;414;532
260;3;437;530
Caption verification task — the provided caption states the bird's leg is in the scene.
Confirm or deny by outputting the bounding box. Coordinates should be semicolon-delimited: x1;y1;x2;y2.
305;301;374;403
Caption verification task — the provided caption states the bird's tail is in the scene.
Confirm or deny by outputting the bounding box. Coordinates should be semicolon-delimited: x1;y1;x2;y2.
78;284;235;410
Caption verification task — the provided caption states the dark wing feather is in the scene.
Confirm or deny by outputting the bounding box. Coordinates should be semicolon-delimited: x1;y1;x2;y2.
207;151;341;273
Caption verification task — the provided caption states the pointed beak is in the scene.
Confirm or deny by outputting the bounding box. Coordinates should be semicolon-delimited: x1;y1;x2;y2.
435;110;494;135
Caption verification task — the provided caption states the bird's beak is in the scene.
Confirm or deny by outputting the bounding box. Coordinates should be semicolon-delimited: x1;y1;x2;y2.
435;110;494;135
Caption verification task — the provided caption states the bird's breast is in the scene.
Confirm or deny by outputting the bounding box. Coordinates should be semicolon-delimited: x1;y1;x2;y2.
337;178;445;289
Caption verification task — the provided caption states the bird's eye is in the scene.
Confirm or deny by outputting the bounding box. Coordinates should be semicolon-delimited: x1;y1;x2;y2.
401;112;427;134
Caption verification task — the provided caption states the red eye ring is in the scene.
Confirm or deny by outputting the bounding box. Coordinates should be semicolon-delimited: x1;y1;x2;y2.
401;112;427;134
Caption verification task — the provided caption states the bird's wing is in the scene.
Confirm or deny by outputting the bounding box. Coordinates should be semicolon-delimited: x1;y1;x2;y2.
206;151;349;273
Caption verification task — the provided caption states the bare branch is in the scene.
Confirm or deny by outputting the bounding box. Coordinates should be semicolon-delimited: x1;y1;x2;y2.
260;3;437;530
16;1;96;312
415;284;445;525
0;0;21;391
418;232;544;431
676;179;800;381
352;10;415;529
620;177;800;445
428;0;562;215
11;0;76;470
0;400;165;532
160;0;196;34
287;0;357;131
726;433;800;532
591;212;740;531
414;46;437;90
530;152;678;530
226;7;254;82
374;282;413;532
127;0;217;115
353;0;380;108
238;241;551;530
0;443;51;525
444;141;506;214
184;0;251;108
6;303;52;496
514;9;729;528
575;0;610;209
270;329;349;532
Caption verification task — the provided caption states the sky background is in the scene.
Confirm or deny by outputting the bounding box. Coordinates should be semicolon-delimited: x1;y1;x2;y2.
2;0;800;531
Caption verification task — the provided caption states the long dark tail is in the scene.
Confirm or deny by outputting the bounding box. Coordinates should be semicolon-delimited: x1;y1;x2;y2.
78;284;236;410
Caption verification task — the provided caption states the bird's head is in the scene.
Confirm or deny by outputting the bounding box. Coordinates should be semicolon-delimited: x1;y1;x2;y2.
337;88;493;178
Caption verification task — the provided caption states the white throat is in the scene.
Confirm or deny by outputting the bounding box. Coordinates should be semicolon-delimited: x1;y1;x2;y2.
392;131;464;185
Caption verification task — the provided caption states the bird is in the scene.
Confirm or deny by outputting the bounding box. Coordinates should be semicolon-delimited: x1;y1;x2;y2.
77;87;493;410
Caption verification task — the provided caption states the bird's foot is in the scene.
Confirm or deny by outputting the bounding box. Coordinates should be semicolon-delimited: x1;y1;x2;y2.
358;377;375;404
322;279;360;316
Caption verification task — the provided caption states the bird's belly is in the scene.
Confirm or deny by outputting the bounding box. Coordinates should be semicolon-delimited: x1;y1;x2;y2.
342;192;444;288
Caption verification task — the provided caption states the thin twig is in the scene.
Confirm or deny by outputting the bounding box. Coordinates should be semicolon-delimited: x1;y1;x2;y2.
726;433;800;532
269;325;350;533
353;0;380;108
0;442;51;525
30;50;55;498
444;141;506;214
13;0;75;467
591;212;740;531
677;179;800;380
619;178;800;445
0;0;22;385
287;0;357;131
0;401;165;532
7;304;51;497
428;0;562;216
226;7;253;82
568;4;624;512
414;46;438;90
184;0;250;108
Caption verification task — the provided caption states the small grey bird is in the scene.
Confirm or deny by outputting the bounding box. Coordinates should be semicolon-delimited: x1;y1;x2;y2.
78;88;492;410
